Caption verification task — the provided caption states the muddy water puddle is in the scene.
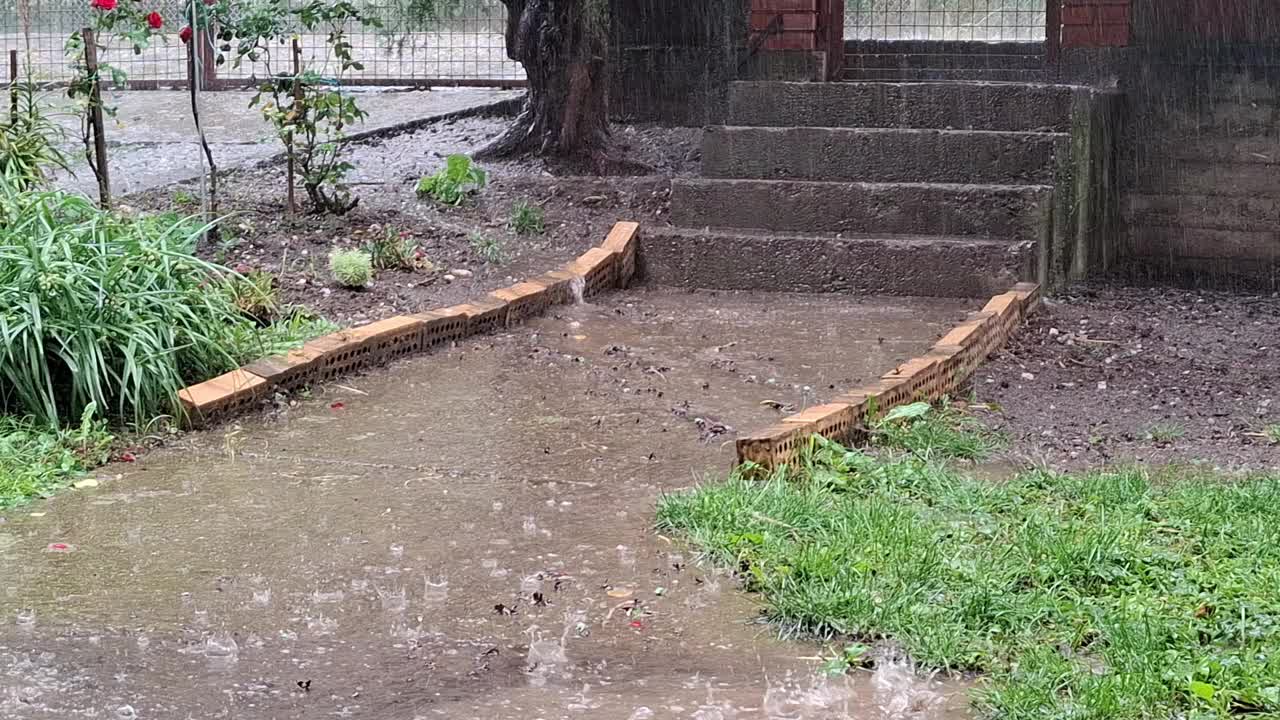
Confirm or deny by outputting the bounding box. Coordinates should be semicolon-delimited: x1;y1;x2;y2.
0;288;975;719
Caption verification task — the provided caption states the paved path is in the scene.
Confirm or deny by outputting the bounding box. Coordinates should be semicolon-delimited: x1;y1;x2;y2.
45;87;521;197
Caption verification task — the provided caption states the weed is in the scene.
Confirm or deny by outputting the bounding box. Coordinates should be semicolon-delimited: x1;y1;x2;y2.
658;416;1280;719
871;400;1002;460
222;269;280;325
329;248;373;288
1146;422;1185;445
468;232;506;264
172;189;198;207
416;155;487;206
0;405;113;508
364;227;430;271
509;200;545;235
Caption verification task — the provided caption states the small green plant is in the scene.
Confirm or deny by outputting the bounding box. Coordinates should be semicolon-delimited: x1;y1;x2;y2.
509;200;545;235
1261;424;1280;445
1146;422;1185;445
468;232;506;264
364;227;430;271
329;248;373;288
416;154;487;206
871;399;1002;460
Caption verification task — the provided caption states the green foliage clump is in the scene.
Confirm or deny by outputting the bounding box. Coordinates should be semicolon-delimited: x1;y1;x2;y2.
222;268;280;325
509;200;545;235
329;248;373;288
658;407;1280;719
468;232;505;265
364;227;429;271
0;406;113;508
0;176;325;427
416;154;487;206
0;82;69;191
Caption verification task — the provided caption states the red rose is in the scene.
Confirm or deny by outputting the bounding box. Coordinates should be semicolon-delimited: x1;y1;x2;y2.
90;0;117;10
146;11;162;28
179;25;193;43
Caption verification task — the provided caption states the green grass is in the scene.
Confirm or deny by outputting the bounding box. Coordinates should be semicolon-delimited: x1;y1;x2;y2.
0;406;113;508
657;410;1280;719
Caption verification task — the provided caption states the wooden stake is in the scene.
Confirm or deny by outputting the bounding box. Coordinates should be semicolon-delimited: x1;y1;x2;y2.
83;28;111;209
287;38;301;214
8;49;17;120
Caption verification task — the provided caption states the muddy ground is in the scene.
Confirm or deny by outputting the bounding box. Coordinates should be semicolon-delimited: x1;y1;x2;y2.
0;289;974;720
976;284;1279;471
129;116;700;326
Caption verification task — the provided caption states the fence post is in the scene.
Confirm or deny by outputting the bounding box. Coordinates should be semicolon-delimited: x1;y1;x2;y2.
287;38;302;214
83;28;111;209
1046;0;1062;64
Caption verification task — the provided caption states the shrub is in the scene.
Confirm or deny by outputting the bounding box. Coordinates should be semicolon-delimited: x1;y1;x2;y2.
0;177;319;427
416;154;487;206
329;248;373;288
509;200;545;235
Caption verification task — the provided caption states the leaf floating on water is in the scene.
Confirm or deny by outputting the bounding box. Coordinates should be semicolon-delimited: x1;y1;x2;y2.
606;588;634;599
72;479;100;489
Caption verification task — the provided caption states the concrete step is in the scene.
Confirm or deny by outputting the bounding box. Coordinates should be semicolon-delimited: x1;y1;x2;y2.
844;52;1046;71
841;68;1049;82
702;126;1063;184
670;178;1053;242
640;227;1031;299
1133;160;1280;196
1126;193;1280;232
727;81;1073;132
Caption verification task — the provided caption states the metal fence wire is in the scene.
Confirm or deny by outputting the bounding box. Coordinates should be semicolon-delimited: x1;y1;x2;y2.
1;0;524;87
846;0;1046;42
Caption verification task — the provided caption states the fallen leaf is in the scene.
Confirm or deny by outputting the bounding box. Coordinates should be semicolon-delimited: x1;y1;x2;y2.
119;452;136;462
629;620;644;630
330;402;346;410
47;542;73;553
29;512;45;518
72;479;100;489
606;588;634;599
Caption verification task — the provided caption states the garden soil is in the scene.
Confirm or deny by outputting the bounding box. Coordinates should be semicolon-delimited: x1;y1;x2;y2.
130;116;700;326
0;288;975;720
976;285;1279;471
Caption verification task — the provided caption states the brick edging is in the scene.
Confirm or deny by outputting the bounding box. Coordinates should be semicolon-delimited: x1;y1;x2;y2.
735;282;1042;469
177;222;641;427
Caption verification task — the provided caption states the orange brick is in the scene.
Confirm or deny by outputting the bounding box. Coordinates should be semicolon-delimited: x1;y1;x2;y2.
489;281;551;326
983;292;1021;319
412;308;470;348
449;298;508;336
935;310;996;349
348;315;425;344
178;368;268;424
243;344;327;390
781;402;865;445
1012;282;1042;312
736;423;809;468
535;269;580;305
601;221;640;288
566;246;618;299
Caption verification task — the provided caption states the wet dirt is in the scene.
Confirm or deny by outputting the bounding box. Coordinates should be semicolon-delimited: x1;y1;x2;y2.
975;284;1279;471
0;288;974;719
128;116;700;326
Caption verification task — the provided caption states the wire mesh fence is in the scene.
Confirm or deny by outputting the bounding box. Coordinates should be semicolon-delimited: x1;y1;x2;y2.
1;0;524;87
846;0;1047;42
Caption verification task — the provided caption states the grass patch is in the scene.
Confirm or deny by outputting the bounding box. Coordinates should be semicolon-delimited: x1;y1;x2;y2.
509;200;545;235
0;407;113;508
657;410;1280;719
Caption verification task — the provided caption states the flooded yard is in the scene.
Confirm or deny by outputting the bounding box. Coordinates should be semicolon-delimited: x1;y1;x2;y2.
0;288;974;719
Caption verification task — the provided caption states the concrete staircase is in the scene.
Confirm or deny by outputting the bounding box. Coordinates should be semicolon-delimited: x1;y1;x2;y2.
645;80;1074;298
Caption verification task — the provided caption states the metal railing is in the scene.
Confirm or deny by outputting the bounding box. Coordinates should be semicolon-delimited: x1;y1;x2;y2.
1;0;525;87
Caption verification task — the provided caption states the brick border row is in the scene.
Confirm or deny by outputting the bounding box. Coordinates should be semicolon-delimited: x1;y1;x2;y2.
735;281;1042;470
177;222;641;426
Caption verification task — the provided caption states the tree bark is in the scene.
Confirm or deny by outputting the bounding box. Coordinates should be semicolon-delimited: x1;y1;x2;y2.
478;0;613;168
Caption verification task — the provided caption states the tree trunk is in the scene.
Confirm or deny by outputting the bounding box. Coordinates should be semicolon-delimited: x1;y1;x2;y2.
478;0;613;168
